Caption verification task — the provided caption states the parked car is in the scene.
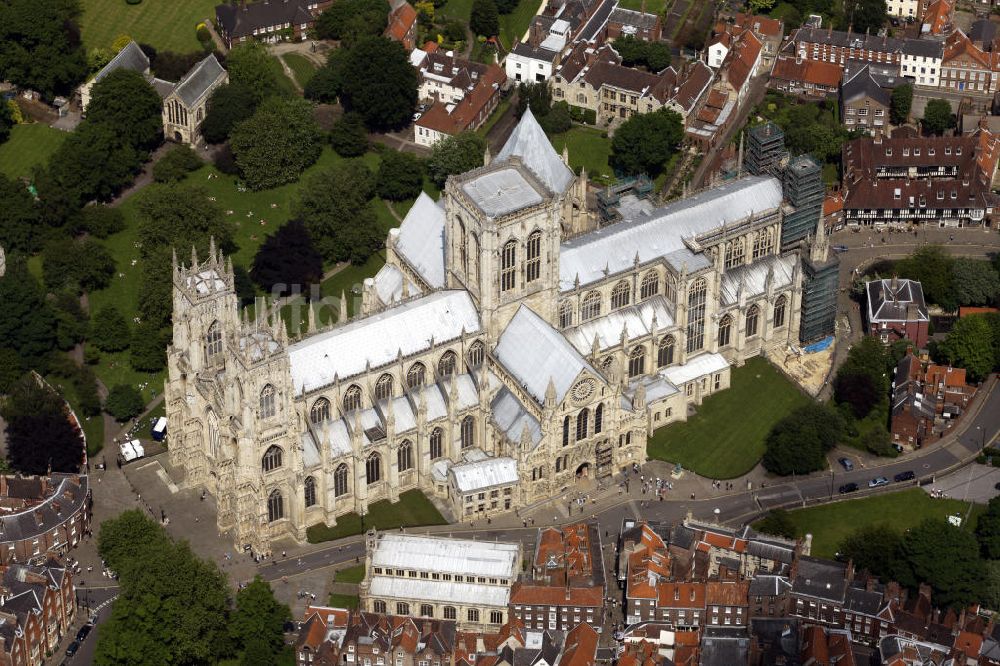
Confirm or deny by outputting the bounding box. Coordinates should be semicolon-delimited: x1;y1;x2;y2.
869;476;890;488
412;112;422;122
66;641;80;657
839;482;859;494
892;443;904;453
894;470;915;482
76;623;93;642
832;244;849;252
838;457;854;471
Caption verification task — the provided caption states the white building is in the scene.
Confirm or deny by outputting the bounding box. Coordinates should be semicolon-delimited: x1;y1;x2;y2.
505;43;559;83
900;39;943;88
360;532;521;632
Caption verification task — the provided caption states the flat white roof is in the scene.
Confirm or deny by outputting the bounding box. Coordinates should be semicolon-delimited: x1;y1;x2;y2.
371;533;519;578
449;456;519;493
462;168;545;217
660;352;729;386
368;575;511;608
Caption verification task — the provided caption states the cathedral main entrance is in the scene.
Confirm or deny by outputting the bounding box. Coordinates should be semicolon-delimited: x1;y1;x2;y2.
575;463;590;479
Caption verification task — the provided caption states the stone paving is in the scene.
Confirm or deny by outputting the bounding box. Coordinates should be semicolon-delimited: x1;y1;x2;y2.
922;462;1000;504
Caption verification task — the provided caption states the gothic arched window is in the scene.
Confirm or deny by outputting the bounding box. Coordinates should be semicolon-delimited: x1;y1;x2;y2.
773;295;787;329
657;336;675;368
468;341;485;368
628;346;645;378
718;315;732;347
438;351;457;378
429;428;443;459
686;278;707;353
310;398;330;424
581;291;601;321
262;445;283;472
611;280;631;310
259;384;276;419
461;415;475;449
304;476;316;507
343;385;362;413
375;374;394;402
525;230;542;283
406;362;426;390
472;233;481;287
366;453;381;485
559;300;573;329
204;321;222;362
334;463;349;497
576;408;589;441
745;305;760;338
563;415;570;447
267;489;284;522
665;275;676;303
458;217;468;277
753;228;775;259
725;238;746;269
397;440;413;472
640;270;659;300
500;239;517;292
594;403;604;434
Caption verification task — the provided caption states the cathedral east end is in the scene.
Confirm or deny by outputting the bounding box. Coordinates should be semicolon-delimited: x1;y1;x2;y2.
166;109;820;555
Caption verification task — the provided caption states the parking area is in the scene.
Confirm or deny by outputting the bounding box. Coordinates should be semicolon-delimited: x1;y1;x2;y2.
922;462;1000;503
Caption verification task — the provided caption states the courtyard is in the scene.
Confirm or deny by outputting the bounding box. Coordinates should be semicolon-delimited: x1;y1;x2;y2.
647;357;811;479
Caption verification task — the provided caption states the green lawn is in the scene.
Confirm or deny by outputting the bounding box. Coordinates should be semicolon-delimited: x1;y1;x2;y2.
550;126;613;182
80;0;217;52
328;593;360;609
500;0;544;48
438;0;475;22
616;0;666;12
334;565;366;584
47;374;106;455
647;357;811;479
268;56;300;97
283;53;318;88
0;124;66;180
768;488;986;559
306;489;446;543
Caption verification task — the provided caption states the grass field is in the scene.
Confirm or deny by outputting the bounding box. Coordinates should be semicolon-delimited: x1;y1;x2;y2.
80;0;217;52
268;56;300;97
283;53;318;88
500;0;544;48
438;0;475;22
647;357;811;479
766;488;986;559
306;490;446;543
46;374;106;455
328;593;360;609
617;0;666;12
550;126;613;182
0;124;66;180
334;565;366;584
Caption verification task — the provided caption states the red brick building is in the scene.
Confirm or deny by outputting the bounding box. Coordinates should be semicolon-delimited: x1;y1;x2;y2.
892;351;977;446
0;560;76;666
0;474;90;566
866;278;930;347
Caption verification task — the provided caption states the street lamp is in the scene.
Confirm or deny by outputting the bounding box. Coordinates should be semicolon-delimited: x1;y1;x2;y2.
977;426;986;451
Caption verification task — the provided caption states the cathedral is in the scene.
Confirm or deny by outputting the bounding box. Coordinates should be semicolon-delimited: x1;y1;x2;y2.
165;110;821;555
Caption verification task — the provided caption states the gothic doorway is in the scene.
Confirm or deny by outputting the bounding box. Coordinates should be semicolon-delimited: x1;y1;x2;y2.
576;463;591;479
174;131;183;142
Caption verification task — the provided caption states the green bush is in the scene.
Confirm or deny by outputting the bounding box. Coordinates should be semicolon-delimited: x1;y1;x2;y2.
126;0;142;4
196;26;212;44
153;144;203;183
105;384;144;422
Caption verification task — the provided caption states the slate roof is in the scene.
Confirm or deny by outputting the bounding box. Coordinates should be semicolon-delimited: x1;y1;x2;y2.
609;7;659;30
216;0;314;40
842;64;892;107
0;474;88;546
699;627;750;666
845;584;883;616
171;54;226;107
495;108;575;194
92;40;149;84
866;278;929;323
392;192;446;288
790;556;848;603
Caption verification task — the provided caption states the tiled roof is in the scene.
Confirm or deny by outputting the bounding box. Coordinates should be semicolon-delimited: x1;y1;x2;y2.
656;582;706;609
733;12;783;37
724;30;763;92
386;2;417;42
922;0;952;35
510;584;604;606
770;55;841;88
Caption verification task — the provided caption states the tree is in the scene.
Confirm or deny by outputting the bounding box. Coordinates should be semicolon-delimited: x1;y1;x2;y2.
296;161;381;264
516;82;552;119
427;132;485;187
233;264;256;307
98;509;171;575
937;314;996;381
834;335;891;418
895;245;956;310
315;0;390;44
147;50;209;82
540;101;572;135
754;509;797;539
976;496;1000;560
646;42;671;72
130;321;169;373
2;375;82;474
615;36;650;68
610;108;684;176
303;49;347;104
137;185;232;265
0;349;24;394
0;99;11;145
52;292;88;351
762;403;846;475
337;37;419;131
0;0;88;99
86;69;164;152
226;42;278;103
748;0;777;12
839;524;903;579
251;220;324;296
952;259;1000;306
230;577;292;663
840;0;886;35
230;97;323;190
0;255;56;369
377;149;424;201
922;98;954;136
105;384;144;421
152;144;203;183
42;237;115;292
91;305;131;352
897;518;985;608
890;83;913;125
0;173;45;254
74;205;125;238
201;83;259;144
329;112;369;157
72;365;101;418
470;0;500;37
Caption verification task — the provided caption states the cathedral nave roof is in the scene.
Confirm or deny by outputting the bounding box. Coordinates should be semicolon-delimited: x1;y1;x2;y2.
718;254;797;306
392;192;447;288
372;264;422;305
287;290;480;395
491;388;543;448
494;108;575;195
558;176;783;290
493;305;600;405
566;295;675;355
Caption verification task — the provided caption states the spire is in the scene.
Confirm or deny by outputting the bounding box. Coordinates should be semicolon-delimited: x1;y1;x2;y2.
737;131;745;178
562;144;570;167
592;334;600;358
307;302;317;334
483;143;492;166
520;420;533;449
339;290;348;323
172;247;179;274
209;236;217;264
191;245;199;270
544;377;557;408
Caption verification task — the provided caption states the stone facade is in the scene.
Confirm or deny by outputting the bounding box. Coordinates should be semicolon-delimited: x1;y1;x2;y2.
166;112;808;555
